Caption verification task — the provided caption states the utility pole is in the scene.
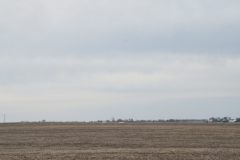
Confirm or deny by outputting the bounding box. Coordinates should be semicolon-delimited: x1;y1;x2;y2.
3;113;5;123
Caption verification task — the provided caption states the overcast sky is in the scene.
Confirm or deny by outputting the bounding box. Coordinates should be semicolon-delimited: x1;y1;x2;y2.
0;0;240;122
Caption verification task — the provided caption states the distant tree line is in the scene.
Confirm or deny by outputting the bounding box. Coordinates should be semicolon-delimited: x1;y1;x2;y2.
209;117;233;123
209;117;240;123
236;118;240;122
94;117;240;124
15;117;240;124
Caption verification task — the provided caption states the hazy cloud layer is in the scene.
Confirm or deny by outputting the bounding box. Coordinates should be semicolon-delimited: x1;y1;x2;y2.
0;0;240;121
1;0;240;54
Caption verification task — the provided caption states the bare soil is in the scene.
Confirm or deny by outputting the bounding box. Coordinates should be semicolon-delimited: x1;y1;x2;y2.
0;123;240;160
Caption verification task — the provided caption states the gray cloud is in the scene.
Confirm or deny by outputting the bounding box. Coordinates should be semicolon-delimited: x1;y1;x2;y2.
0;0;240;55
0;0;240;121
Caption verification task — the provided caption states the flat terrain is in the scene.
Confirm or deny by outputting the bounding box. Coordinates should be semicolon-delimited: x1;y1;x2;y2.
0;123;240;160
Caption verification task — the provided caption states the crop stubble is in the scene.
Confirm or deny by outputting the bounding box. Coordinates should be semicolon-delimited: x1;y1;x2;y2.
0;123;239;160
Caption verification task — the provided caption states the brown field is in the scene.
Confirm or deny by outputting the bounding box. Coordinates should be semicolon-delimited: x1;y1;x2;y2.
0;123;240;160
